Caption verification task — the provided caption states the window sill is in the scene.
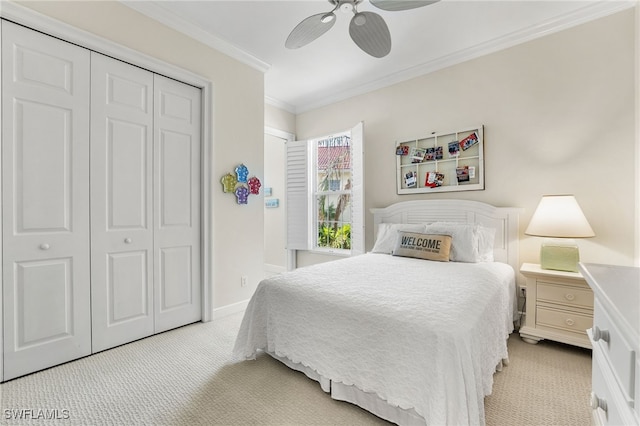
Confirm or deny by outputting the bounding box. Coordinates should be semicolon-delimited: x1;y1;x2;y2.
309;248;351;257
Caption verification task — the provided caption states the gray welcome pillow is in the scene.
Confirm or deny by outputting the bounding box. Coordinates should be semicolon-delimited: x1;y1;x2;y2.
392;232;452;262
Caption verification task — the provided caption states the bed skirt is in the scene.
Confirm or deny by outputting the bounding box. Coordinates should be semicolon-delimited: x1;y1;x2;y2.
268;351;509;426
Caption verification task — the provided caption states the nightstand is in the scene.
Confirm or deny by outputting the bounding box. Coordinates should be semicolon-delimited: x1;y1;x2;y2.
519;263;593;349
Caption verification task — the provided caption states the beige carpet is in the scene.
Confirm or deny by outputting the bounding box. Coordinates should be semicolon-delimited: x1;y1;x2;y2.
0;312;592;426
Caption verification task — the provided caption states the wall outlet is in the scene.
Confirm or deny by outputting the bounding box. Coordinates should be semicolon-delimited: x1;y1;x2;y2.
241;276;247;287
518;286;526;298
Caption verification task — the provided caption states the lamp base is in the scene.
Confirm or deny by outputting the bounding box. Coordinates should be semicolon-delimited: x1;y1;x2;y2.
540;239;580;272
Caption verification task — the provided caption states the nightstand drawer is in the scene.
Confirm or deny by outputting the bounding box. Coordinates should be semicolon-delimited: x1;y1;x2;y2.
537;306;592;335
538;281;594;309
592;299;635;404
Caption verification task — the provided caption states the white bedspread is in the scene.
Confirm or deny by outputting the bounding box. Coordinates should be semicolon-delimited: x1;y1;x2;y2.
233;253;515;425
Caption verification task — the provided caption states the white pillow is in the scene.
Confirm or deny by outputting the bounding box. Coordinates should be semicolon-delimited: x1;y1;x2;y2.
371;223;427;254
423;222;479;263
477;225;496;262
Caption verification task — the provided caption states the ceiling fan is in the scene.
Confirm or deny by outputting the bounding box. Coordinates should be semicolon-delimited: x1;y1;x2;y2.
285;0;440;58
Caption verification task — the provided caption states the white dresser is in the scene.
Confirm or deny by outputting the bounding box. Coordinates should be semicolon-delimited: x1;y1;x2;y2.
579;263;640;426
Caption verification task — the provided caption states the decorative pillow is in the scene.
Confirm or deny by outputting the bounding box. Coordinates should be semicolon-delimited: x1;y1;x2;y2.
423;222;479;263
392;232;452;262
371;223;426;254
477;225;496;262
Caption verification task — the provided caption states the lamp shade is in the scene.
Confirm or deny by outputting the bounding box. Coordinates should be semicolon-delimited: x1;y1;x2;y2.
525;195;595;238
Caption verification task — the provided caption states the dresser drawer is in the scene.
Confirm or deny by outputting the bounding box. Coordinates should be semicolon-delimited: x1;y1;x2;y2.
591;341;639;425
636;358;640;419
592;299;636;404
537;281;594;309
536;306;592;335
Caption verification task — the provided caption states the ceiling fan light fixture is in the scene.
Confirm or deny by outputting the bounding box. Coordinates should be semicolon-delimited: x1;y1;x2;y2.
286;0;439;57
353;13;367;26
320;12;335;23
340;2;354;13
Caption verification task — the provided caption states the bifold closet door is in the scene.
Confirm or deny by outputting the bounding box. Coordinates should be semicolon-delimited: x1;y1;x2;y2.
90;53;155;353
153;75;201;332
91;55;202;351
1;21;92;380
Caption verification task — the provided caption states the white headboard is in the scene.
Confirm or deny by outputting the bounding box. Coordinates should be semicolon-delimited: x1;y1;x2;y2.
370;200;523;274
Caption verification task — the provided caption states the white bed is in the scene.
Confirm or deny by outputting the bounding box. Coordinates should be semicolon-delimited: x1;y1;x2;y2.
233;200;521;425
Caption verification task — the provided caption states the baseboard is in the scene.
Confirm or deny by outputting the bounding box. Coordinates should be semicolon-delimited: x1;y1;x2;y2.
211;263;286;320
264;263;286;275
212;299;249;320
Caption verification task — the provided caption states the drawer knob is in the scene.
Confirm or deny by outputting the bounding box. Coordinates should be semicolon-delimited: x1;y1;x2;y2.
592;326;610;343
39;243;50;250
124;238;132;244
590;392;608;412
565;318;575;326
564;293;575;301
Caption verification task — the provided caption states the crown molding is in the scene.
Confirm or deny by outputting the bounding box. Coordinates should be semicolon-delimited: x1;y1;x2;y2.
0;1;209;88
116;0;634;114
120;1;271;73
265;126;295;142
265;96;297;115
294;0;636;114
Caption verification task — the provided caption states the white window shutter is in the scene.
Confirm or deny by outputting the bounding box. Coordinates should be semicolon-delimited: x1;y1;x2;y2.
286;140;311;250
350;122;365;255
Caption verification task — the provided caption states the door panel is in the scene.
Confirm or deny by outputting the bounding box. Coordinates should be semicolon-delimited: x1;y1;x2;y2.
2;21;91;380
159;130;193;227
108;251;149;323
107;73;149;112
16;258;73;346
91;52;154;352
107;119;149;230
154;75;201;332
159;246;192;310
15;44;74;92
14;100;72;233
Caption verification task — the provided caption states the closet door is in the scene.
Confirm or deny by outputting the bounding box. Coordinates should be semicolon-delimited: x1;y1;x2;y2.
90;53;154;352
1;22;91;380
153;75;201;332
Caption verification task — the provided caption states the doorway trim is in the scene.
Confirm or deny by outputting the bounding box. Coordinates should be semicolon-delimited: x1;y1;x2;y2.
264;126;296;271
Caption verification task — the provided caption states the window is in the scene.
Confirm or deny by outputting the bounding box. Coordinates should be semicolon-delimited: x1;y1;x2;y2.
314;132;352;250
286;122;364;257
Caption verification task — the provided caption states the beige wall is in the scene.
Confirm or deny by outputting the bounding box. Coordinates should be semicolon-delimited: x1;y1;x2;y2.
16;1;266;311
265;103;296;135
296;9;637;269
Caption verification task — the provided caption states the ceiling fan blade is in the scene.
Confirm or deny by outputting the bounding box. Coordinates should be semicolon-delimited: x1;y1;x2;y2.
285;12;336;49
370;0;439;12
349;12;391;58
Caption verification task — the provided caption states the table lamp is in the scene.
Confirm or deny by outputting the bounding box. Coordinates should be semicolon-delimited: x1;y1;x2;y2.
525;195;595;272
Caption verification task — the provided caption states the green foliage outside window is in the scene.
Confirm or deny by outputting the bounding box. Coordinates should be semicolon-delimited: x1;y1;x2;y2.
318;222;351;249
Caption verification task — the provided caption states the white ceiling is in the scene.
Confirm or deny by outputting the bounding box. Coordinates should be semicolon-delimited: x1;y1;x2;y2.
124;1;633;113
